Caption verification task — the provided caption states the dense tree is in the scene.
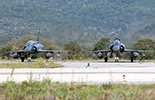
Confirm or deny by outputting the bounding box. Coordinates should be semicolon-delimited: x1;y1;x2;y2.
0;42;12;59
93;37;110;51
64;40;81;55
123;38;155;60
39;37;60;50
133;38;155;50
11;35;36;50
133;38;155;59
64;40;86;60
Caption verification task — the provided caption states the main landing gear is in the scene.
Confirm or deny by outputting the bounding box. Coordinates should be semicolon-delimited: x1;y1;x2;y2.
131;56;133;62
104;53;108;62
115;52;120;62
104;57;108;62
27;54;31;62
131;52;133;62
20;53;26;62
21;57;25;62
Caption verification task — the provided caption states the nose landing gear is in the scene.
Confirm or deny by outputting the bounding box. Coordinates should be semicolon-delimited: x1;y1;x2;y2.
131;52;134;62
115;52;120;62
104;53;108;62
115;57;119;62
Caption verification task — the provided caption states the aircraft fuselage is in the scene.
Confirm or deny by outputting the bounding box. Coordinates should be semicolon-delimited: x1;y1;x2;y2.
24;40;44;53
109;38;125;57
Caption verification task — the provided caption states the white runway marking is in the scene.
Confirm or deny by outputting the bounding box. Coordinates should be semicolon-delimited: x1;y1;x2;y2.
0;61;155;84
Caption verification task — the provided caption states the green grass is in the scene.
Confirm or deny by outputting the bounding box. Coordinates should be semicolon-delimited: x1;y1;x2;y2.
0;78;155;100
0;60;62;68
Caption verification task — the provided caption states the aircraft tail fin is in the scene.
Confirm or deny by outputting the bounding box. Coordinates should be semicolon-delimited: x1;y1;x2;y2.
36;29;40;42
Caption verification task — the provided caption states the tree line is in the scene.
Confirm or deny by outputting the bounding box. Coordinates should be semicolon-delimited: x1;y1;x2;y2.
1;35;155;60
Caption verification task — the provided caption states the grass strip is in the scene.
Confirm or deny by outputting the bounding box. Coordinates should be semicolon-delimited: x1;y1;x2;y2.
0;61;62;68
0;78;155;100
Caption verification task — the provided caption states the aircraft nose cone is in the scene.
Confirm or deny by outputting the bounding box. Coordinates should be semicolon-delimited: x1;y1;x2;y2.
113;46;120;51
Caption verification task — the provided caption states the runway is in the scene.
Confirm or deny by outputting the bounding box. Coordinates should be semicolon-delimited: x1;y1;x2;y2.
0;61;155;84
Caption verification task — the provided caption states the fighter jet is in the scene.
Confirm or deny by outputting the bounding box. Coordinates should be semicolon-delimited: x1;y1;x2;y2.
8;29;68;62
88;38;152;62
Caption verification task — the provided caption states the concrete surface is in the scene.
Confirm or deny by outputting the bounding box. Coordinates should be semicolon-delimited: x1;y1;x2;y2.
0;61;155;84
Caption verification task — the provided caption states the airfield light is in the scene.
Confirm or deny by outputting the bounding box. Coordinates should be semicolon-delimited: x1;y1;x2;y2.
86;63;90;68
123;75;126;82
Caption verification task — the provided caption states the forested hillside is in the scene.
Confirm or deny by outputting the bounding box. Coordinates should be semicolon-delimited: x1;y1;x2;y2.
0;0;155;48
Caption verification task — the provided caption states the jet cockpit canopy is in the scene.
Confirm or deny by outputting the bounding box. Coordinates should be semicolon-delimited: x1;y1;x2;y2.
26;41;37;47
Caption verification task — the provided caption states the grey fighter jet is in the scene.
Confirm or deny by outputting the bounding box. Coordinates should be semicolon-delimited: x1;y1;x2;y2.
88;38;152;62
8;29;68;62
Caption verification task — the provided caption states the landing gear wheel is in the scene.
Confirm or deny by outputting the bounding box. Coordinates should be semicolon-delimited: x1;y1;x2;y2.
131;57;133;62
105;57;108;62
115;57;119;62
28;57;31;62
115;59;119;62
21;58;25;62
